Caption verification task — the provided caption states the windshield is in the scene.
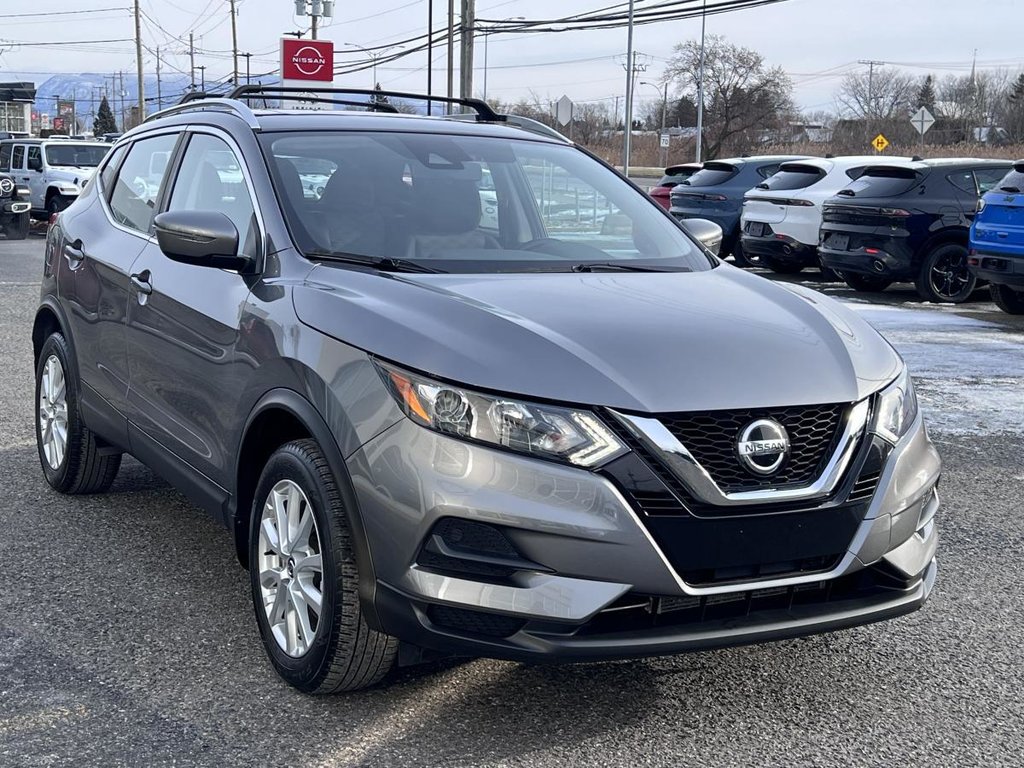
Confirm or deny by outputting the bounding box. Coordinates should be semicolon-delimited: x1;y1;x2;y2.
260;131;712;274
44;144;110;168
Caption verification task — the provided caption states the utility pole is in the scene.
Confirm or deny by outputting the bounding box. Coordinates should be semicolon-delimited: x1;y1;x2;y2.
197;66;206;91
118;71;125;130
446;0;455;105
859;59;885;145
229;0;239;85
156;46;162;110
189;33;196;90
242;52;252;84
427;0;434;109
695;0;707;162
133;0;145;122
459;0;474;100
622;0;636;175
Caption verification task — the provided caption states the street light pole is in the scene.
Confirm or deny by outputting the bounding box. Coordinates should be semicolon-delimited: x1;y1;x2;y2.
344;43;405;88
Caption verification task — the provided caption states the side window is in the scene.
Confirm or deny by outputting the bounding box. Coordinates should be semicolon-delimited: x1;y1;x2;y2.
946;171;977;195
99;145;127;196
12;145;25;171
167;133;259;257
26;146;41;171
109;133;178;234
0;144;11;171
975;168;1008;194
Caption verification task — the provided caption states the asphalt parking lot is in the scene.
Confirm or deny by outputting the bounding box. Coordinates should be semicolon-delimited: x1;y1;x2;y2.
2;235;1023;767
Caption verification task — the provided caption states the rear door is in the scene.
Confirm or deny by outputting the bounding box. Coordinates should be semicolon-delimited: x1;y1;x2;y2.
125;129;259;489
26;145;46;208
62;133;178;438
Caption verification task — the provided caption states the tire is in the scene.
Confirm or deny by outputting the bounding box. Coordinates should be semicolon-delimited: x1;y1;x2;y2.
915;243;976;303
841;272;893;293
730;237;753;268
760;255;804;274
991;283;1024;315
818;261;842;282
249;439;398;693
5;213;30;240
47;194;69;217
35;332;122;494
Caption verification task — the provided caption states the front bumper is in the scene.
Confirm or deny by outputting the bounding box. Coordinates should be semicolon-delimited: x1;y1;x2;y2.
2;201;30;215
349;413;939;662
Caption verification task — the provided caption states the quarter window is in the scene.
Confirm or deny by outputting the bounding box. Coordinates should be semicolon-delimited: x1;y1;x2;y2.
167;133;259;257
11;145;24;171
0;143;11;171
946;171;977;195
108;134;178;234
98;145;127;195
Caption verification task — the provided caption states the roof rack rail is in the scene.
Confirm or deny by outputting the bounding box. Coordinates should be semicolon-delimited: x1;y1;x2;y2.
445;112;570;143
228;84;504;122
143;94;260;128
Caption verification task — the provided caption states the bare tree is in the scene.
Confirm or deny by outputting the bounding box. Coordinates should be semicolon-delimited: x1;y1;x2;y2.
835;66;917;120
664;35;793;159
571;101;612;144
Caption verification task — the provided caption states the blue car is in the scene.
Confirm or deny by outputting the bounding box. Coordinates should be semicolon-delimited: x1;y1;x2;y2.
969;160;1024;314
669;154;810;265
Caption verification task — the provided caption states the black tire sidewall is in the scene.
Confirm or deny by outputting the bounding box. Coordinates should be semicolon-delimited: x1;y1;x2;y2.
10;213;30;239
991;283;1024;314
841;272;892;292
761;255;803;274
918;243;975;303
47;195;67;215
249;443;341;691
35;333;80;491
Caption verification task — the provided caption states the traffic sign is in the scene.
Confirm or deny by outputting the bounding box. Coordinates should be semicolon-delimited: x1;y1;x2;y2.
910;106;935;136
872;133;889;152
554;95;574;127
660;133;670;149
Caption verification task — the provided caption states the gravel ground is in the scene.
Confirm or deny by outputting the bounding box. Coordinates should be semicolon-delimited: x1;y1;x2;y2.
1;237;1022;767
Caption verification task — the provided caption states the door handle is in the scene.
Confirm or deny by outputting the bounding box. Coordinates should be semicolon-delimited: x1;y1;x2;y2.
130;270;153;295
63;242;85;270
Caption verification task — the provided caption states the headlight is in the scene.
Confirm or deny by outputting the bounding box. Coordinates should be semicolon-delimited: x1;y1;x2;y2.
870;365;919;443
377;362;627;467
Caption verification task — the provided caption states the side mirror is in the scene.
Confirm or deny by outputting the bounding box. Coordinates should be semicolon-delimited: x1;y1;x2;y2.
681;217;723;256
153;210;250;271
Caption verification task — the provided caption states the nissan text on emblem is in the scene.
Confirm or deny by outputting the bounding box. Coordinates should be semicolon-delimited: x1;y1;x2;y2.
737;419;790;475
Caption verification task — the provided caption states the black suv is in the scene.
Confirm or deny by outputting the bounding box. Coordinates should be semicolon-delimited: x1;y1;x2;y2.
0;171;31;239
818;158;1012;302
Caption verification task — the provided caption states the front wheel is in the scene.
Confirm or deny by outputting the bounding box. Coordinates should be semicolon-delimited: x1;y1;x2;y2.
990;283;1024;314
841;272;893;292
35;332;122;493
47;195;69;217
915;243;976;303
249;439;398;693
3;213;29;239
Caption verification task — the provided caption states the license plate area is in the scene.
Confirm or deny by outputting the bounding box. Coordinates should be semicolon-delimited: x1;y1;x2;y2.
746;221;766;237
825;233;849;250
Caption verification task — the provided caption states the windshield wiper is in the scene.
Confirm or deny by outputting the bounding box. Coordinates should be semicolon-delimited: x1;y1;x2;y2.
305;250;445;274
571;262;683;273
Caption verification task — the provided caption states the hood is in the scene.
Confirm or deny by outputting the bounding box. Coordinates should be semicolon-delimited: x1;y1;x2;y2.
294;264;901;413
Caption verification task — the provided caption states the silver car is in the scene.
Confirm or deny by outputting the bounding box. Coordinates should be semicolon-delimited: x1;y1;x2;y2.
33;87;939;693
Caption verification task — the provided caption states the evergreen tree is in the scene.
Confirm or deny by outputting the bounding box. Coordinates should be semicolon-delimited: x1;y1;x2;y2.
916;74;936;111
93;96;117;135
1009;73;1024;103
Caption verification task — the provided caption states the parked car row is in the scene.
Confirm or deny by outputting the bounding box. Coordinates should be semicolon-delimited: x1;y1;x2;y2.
659;153;1024;312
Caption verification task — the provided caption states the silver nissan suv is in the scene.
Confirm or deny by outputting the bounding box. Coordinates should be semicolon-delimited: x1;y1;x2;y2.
33;86;939;693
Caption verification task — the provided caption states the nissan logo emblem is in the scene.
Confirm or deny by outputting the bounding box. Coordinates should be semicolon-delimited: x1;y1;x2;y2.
736;419;790;476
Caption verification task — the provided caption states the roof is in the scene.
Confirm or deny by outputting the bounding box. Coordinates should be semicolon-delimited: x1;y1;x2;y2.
915;157;1013;168
0;138;108;147
711;155;811;166
778;156;917;172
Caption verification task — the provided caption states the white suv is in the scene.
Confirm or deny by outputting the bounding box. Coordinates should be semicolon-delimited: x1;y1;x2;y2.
0;138;110;218
741;155;915;275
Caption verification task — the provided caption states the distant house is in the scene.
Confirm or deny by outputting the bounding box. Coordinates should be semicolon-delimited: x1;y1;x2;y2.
0;82;36;136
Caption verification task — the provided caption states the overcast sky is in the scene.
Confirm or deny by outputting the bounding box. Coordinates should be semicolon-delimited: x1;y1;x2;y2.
2;0;1023;113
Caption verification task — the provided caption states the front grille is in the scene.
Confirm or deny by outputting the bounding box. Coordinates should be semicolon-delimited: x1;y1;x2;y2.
661;403;846;491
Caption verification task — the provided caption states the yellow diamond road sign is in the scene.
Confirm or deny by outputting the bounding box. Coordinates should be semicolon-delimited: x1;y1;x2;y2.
872;133;889;152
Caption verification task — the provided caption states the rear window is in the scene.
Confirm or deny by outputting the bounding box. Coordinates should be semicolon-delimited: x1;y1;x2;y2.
756;164;825;191
658;167;697;187
682;162;737;187
837;166;921;198
990;166;1024;193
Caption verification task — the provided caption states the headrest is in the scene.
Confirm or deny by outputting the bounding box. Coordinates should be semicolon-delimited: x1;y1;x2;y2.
413;176;481;235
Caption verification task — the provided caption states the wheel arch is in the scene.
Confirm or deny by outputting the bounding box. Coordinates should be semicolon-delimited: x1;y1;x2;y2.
916;227;969;265
232;388;383;629
32;300;79;382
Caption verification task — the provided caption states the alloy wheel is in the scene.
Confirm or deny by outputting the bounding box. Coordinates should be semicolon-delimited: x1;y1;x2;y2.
257;479;324;657
38;354;69;470
929;251;972;301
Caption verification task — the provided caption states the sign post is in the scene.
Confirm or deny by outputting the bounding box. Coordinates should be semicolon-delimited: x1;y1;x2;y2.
280;38;335;108
910;106;935;155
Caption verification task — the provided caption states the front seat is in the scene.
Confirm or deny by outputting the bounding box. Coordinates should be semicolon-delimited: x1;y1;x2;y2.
316;166;386;255
407;177;498;259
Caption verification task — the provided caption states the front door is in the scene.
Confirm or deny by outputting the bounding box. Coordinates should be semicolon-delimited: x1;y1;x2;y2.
125;130;260;488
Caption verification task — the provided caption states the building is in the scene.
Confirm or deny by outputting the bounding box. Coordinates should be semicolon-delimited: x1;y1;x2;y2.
0;82;36;136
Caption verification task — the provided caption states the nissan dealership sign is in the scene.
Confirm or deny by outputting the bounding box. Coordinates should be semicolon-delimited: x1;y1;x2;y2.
281;38;334;82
